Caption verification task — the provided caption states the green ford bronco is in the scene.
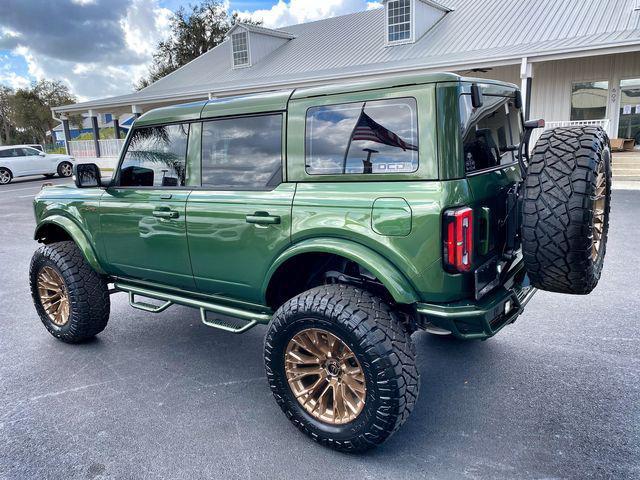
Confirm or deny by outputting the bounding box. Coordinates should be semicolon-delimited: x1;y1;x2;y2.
30;73;611;451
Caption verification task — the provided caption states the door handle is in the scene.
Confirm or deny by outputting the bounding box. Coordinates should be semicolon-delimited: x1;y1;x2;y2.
153;208;179;219
245;212;280;225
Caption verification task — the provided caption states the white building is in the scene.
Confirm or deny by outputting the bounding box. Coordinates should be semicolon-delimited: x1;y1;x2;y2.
53;0;640;156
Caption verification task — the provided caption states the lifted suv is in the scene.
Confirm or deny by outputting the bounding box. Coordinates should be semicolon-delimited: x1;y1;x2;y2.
30;73;611;452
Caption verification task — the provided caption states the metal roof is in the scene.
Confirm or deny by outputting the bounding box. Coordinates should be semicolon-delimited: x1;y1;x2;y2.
225;23;296;39
55;0;640;114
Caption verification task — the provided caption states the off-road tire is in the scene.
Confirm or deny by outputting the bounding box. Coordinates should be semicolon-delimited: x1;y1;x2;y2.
57;161;73;178
30;241;110;342
264;284;419;452
523;126;611;294
0;167;12;185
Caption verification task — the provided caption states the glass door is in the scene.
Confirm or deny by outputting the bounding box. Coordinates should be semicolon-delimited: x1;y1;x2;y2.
618;78;640;142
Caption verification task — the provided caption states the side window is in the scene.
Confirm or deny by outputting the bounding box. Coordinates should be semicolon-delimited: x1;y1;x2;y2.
305;98;418;175
22;147;40;156
201;114;282;190
118;124;190;187
0;149;11;158
460;95;522;174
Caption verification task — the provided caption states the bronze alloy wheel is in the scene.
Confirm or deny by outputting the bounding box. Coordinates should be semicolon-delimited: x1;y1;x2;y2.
592;160;607;261
60;162;73;177
285;328;366;425
37;266;70;326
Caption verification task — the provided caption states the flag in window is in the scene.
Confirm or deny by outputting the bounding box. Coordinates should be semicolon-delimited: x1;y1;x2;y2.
351;109;417;151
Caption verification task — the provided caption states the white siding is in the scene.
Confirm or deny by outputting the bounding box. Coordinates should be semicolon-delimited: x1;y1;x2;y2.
458;52;640;138
248;32;289;66
413;0;447;41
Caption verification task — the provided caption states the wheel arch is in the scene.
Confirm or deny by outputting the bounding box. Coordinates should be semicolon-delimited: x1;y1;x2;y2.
34;216;106;275
262;238;419;309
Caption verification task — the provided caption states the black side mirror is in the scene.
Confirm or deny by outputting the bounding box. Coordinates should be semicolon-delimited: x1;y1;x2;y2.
74;163;103;188
471;83;484;108
514;90;523;109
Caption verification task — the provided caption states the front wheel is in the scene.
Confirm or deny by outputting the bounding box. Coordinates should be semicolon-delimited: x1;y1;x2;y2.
264;285;419;452
57;161;73;178
30;241;110;343
0;167;12;185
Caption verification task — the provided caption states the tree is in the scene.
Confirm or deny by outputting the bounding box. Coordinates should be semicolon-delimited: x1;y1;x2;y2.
136;1;260;90
9;80;77;144
0;86;14;145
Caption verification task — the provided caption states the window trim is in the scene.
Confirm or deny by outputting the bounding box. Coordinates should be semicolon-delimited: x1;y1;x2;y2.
231;30;251;69
199;112;285;192
304;96;420;177
385;0;414;46
460;93;523;177
110;122;193;190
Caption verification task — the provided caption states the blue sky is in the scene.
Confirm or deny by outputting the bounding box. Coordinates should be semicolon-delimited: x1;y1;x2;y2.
0;0;380;101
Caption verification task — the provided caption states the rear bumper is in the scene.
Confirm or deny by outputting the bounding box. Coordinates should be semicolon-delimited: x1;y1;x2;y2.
415;261;537;340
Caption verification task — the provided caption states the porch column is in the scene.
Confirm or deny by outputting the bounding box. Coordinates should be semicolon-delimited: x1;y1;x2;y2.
61;115;72;155
131;105;142;119
520;58;534;120
89;109;101;158
113;116;121;140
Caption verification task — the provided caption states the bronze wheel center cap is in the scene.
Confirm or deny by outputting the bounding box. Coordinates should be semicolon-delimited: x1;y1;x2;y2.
325;359;341;377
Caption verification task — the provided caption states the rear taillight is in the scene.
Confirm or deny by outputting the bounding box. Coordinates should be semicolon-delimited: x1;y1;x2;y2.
443;207;474;273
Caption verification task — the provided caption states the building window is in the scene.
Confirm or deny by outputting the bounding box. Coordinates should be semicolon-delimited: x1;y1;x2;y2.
570;81;608;121
201;114;282;190
305;98;418;175
387;0;411;43
118;124;190;187
232;31;249;67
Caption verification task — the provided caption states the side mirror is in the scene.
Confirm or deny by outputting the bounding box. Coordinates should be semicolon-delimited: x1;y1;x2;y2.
74;163;103;188
38;152;46;157
471;83;484;108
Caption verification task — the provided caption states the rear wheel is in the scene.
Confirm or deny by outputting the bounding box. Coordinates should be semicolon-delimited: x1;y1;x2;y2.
0;167;12;185
264;284;419;452
30;241;110;342
523;126;611;294
57;161;73;178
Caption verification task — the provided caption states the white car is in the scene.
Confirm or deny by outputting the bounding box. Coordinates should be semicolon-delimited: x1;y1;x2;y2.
0;145;75;185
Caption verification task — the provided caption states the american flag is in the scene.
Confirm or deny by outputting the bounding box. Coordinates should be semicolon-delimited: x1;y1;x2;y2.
351;110;417;151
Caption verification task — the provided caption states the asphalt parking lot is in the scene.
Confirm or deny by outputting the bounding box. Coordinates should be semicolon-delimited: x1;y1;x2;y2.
0;177;638;480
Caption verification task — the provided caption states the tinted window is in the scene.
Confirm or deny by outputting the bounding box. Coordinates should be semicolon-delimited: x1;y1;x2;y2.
118;124;190;187
571;81;608;121
201;114;282;190
0;149;12;158
22;147;40;156
306;98;418;175
0;148;21;158
460;95;522;173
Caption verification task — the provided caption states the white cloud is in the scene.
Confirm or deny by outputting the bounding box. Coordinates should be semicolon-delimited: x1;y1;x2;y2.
0;71;31;90
236;0;377;28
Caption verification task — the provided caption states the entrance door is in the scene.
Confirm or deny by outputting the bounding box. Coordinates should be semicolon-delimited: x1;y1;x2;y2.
186;113;293;304
618;78;640;143
100;123;196;290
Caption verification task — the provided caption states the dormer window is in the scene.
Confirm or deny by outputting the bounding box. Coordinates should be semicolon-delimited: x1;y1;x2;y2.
387;0;412;43
232;31;250;68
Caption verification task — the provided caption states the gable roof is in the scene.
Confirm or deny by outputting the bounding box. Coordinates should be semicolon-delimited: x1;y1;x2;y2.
225;23;296;39
55;0;640;114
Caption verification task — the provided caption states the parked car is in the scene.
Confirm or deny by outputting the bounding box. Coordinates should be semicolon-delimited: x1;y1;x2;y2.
28;144;44;152
0;145;75;184
29;73;611;452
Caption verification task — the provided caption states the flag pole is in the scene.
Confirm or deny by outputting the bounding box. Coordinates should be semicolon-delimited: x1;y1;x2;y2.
342;102;366;174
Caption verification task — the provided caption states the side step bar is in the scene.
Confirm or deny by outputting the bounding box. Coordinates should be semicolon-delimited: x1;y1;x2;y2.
114;282;272;334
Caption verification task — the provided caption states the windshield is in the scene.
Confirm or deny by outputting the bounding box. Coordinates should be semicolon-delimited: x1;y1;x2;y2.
460;94;523;174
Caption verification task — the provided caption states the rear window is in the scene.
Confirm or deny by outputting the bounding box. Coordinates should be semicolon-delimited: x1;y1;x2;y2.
305;98;418;175
460;94;522;174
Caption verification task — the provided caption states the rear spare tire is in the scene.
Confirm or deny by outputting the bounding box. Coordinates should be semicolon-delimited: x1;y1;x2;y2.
522;126;611;294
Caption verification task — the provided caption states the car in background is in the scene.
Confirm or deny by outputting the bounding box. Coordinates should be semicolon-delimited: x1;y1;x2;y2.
0;145;75;185
28;144;44;152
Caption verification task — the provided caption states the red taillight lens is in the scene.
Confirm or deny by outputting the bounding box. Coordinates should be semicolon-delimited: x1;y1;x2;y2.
443;207;474;273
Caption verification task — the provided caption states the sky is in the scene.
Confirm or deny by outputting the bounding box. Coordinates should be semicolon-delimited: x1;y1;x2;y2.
0;0;381;102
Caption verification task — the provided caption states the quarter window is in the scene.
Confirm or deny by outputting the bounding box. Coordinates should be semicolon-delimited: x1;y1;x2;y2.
118;124;190;187
232;31;249;67
201;114;283;190
387;0;411;43
305;98;419;175
460;94;522;173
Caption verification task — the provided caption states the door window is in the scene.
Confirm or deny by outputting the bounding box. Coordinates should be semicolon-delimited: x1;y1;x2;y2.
305;98;418;175
618;78;640;141
21;147;41;156
201;114;283;190
118;124;190;187
460;94;522;173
